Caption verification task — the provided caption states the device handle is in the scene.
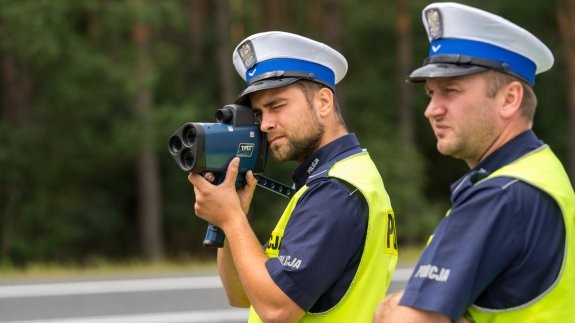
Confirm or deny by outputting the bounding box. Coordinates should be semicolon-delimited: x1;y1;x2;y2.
201;173;226;248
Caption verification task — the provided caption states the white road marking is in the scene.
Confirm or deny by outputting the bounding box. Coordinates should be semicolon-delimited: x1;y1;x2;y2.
0;276;222;298
0;268;414;299
0;309;250;323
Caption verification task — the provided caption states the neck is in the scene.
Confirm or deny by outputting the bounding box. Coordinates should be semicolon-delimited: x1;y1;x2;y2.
467;122;531;168
319;124;348;150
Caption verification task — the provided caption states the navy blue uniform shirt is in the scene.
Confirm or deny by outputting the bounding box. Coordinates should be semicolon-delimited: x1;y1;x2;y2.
400;130;565;320
265;134;369;313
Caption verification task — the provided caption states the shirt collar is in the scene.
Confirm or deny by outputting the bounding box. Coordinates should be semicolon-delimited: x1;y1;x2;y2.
292;133;361;189
451;130;545;191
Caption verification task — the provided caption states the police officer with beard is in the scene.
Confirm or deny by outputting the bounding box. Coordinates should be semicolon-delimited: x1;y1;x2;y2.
189;31;398;322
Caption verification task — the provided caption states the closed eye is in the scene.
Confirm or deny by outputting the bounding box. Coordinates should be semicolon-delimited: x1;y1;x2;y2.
253;110;262;124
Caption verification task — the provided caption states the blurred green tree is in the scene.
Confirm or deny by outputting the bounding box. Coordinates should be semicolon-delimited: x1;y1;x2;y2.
0;0;569;266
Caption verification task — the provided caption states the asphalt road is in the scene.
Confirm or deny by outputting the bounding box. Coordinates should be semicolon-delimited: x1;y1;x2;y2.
0;268;412;323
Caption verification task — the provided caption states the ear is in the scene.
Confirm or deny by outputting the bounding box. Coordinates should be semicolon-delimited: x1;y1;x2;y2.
499;81;523;118
315;87;334;117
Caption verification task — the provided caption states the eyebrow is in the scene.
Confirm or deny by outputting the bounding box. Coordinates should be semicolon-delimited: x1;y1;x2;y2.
426;79;461;89
254;97;288;110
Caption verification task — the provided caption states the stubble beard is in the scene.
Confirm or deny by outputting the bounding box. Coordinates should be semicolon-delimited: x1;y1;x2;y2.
435;124;495;163
270;124;324;162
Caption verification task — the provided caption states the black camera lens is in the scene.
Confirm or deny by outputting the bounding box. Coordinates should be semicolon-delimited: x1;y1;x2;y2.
180;148;195;171
182;125;197;146
168;136;183;154
215;108;233;123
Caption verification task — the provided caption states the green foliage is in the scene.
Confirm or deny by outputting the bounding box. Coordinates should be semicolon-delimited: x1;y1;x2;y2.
0;0;570;265
0;0;192;264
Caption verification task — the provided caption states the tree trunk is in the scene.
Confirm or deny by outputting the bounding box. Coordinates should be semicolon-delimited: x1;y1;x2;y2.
259;0;288;30
215;0;235;103
558;0;575;185
396;0;413;147
131;3;164;261
0;54;32;259
319;0;342;51
183;0;208;68
1;56;31;127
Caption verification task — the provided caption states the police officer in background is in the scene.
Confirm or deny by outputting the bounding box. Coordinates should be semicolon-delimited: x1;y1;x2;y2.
374;2;575;323
189;31;398;322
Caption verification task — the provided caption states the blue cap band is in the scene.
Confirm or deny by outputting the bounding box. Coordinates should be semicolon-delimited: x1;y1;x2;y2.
429;38;537;85
245;58;336;88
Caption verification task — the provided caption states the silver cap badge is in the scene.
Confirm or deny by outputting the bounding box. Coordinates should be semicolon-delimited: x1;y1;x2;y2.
237;40;257;70
425;8;443;40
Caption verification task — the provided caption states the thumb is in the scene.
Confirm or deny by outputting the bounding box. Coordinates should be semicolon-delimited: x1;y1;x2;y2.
225;157;240;186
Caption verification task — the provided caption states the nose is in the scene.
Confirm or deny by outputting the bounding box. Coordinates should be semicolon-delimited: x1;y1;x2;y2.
424;97;444;120
259;112;274;132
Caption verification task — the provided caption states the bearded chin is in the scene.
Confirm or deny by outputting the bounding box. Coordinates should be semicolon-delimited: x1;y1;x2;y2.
270;145;290;162
271;143;303;162
272;130;323;162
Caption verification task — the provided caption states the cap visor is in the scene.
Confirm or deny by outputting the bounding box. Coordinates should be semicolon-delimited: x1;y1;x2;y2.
235;77;301;105
407;64;488;82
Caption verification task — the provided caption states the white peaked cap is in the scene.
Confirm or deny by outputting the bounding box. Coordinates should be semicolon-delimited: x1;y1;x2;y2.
232;31;348;105
409;2;554;86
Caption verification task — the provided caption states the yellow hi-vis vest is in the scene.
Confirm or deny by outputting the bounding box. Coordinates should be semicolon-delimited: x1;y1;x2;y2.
248;151;398;322
466;146;575;323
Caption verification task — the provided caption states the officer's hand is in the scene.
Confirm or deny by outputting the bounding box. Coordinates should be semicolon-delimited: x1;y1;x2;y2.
203;172;216;183
373;290;403;322
188;158;243;228
238;169;257;215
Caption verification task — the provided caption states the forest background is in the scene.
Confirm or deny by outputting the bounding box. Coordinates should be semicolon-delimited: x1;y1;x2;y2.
1;0;574;267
